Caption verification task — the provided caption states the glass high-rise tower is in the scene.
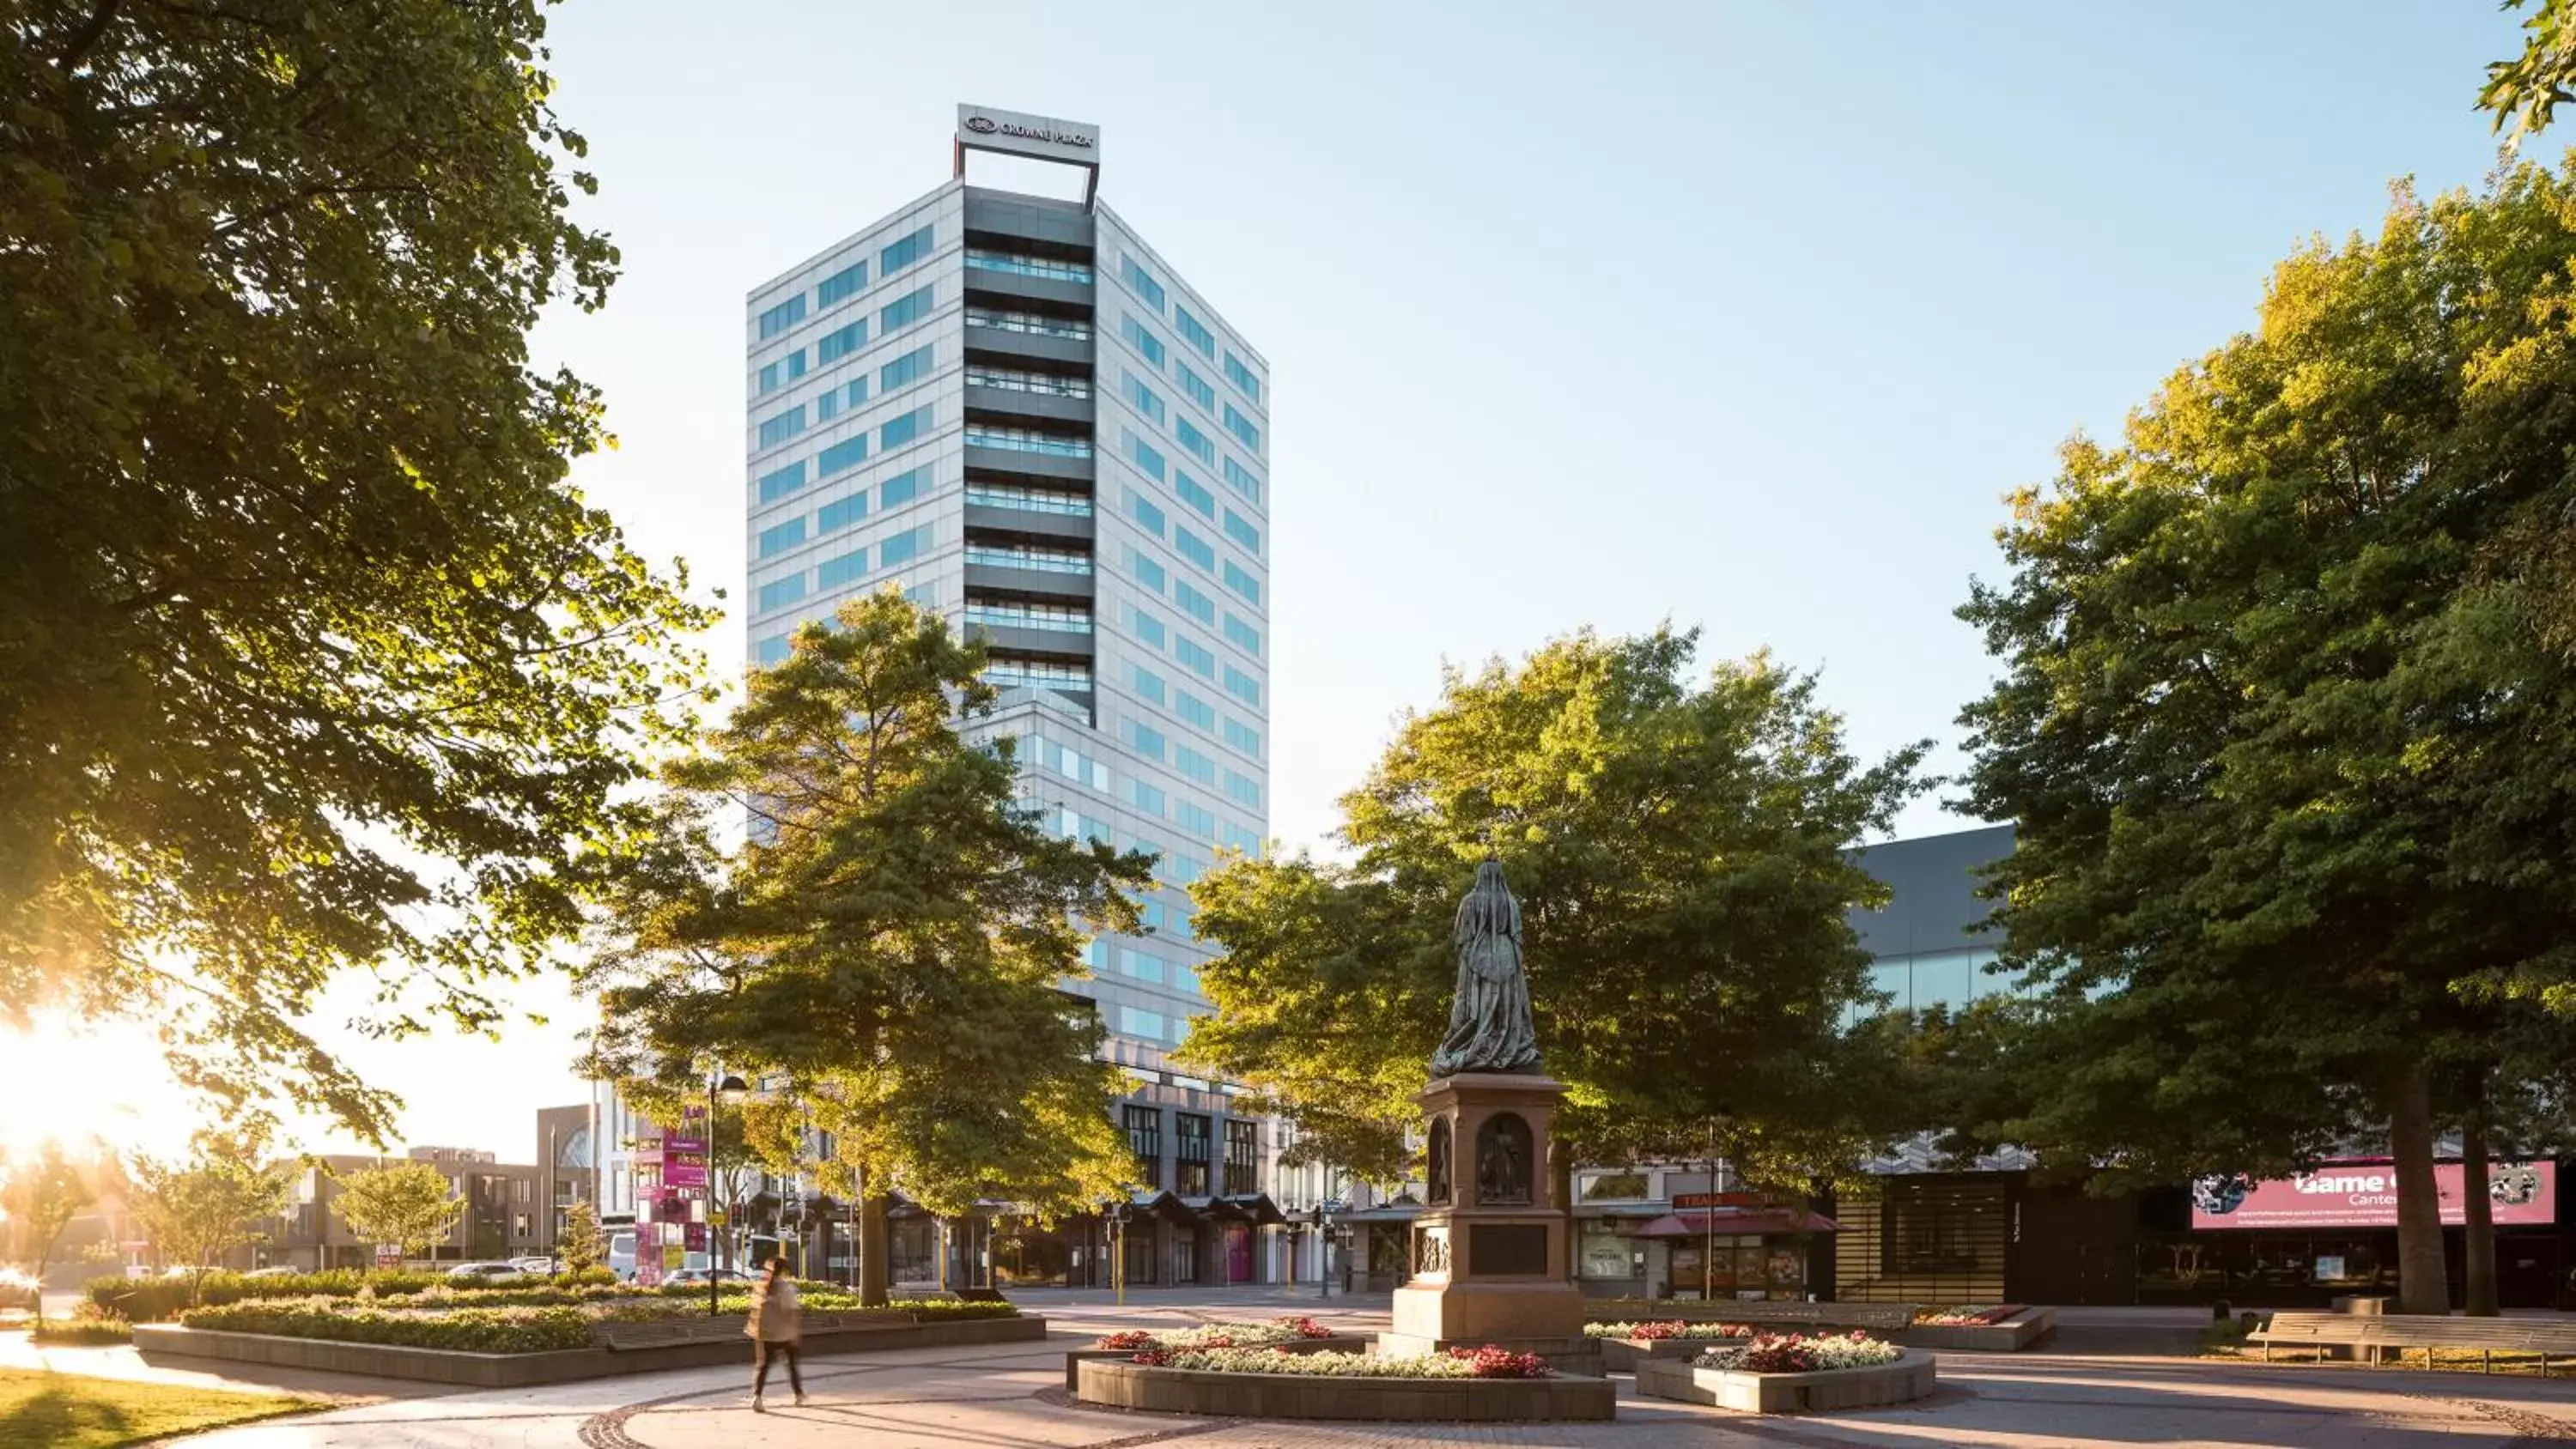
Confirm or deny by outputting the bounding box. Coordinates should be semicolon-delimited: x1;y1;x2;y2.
740;107;1280;1283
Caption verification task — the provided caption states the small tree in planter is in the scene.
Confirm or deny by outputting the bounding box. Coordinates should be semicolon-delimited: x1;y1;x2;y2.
127;1132;289;1305
332;1161;465;1272
558;1200;605;1275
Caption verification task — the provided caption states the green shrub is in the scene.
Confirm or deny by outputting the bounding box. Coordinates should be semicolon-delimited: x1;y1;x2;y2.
32;1304;133;1344
896;1298;1018;1319
557;1266;617;1288
179;1303;594;1353
86;1269;465;1321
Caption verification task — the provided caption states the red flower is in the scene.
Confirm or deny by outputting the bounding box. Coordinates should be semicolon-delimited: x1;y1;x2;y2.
1447;1344;1552;1379
1128;1348;1172;1366
1096;1331;1154;1350
1284;1315;1333;1339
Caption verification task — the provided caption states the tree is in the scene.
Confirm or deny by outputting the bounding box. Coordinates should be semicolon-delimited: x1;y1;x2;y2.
331;1161;465;1270
2482;0;2576;143
1956;165;2576;1314
126;1133;289;1301
0;0;714;1143
1179;628;1927;1193
558;1198;604;1275
1;1142;97;1324
580;591;1153;1304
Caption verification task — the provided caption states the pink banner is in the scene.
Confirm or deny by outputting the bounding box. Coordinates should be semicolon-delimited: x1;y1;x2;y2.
665;1163;708;1190
663;1137;706;1153
2193;1161;2555;1229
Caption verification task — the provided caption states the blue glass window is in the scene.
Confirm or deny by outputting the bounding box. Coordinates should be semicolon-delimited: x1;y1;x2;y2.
1224;718;1261;758
1222;560;1261;604
1129;721;1166;760
1174;580;1215;624
1175;419;1215;466
1126;547;1165;593
880;225;933;274
757;460;807;503
1174;527;1215;573
1224;664;1261;707
1121;255;1165;312
1121;314;1165;368
1223;458;1263;506
814;379;865;422
757;518;806;558
1176;362;1216;412
1174;306;1216;358
756;573;807;613
1176;800;1217;836
1127;488;1165;537
1223;613;1261;656
817;261;867;307
757;349;807;394
817;321;866;363
880;403;932;450
1123;371;1165;426
879;464;927;508
1132;606;1167;648
816;548;868;588
1224;351;1261;403
756;634;793;666
1176;473;1215;518
757;294;805;339
1176;636;1215;677
1133;665;1166;706
756;405;807;449
1126;430;1165;482
880;523;930;567
1225;771;1262;809
1175;745;1216;785
817;435;867;477
1224;404;1261;453
1176;690;1215;731
880;284;933;332
881;344;933;391
818;493;867;532
1223;508;1260;555
1131;779;1166;817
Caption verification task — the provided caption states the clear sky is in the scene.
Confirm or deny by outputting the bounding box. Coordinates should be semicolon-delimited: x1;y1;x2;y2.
2;1;2535;1162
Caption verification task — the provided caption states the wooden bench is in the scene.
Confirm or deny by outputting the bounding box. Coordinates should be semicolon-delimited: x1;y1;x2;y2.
1594;1300;1917;1334
2249;1312;2576;1373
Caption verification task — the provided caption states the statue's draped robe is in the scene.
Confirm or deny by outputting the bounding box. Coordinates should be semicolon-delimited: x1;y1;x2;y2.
1431;860;1541;1076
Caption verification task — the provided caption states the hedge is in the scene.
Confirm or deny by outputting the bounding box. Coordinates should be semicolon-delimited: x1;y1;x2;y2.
179;1303;595;1353
91;1267;620;1322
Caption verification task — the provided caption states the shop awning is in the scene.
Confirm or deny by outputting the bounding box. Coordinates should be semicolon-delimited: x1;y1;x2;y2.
1632;1209;1842;1237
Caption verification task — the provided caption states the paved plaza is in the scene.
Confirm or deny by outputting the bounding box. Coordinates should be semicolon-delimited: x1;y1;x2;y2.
12;1293;2575;1448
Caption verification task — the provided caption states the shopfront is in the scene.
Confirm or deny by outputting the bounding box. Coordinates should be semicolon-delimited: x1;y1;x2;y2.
1638;1198;1838;1301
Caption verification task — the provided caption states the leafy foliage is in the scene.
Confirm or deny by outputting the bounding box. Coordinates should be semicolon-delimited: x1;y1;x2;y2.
329;1161;465;1265
0;0;714;1141
0;1141;97;1321
2482;0;2576;143
558;1199;605;1276
1178;628;1926;1184
125;1133;290;1304
179;1301;595;1353
1955;164;2576;1312
580;591;1151;1300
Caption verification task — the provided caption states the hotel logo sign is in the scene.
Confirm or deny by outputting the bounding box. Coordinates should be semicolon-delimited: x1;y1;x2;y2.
956;104;1100;167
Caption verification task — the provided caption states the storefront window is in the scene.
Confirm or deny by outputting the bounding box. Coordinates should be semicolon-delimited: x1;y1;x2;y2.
1579;1223;1632;1280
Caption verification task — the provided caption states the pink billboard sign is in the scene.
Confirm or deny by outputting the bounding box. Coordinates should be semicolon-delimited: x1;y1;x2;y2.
664;1163;708;1190
2192;1161;2555;1229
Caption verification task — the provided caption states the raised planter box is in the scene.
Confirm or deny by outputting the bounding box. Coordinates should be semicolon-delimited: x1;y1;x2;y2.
1894;1307;2055;1352
1635;1349;1935;1414
1061;1335;1371;1391
1586;1298;1917;1333
133;1313;1045;1388
1596;1335;1746;1373
1075;1356;1615;1422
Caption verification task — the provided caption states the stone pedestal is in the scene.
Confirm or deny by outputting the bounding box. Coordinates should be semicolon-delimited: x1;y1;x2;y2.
1376;1072;1589;1368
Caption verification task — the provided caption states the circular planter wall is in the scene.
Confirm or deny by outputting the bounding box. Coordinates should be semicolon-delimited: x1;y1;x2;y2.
1075;1356;1615;1422
1060;1334;1371;1391
1595;1335;1747;1373
1634;1349;1935;1414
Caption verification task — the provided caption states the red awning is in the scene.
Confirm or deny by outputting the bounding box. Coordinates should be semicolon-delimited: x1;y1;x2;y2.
1631;1209;1842;1238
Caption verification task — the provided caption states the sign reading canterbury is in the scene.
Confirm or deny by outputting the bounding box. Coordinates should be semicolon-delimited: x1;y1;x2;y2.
957;104;1100;165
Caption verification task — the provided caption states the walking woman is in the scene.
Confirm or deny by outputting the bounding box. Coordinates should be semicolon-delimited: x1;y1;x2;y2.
747;1256;805;1410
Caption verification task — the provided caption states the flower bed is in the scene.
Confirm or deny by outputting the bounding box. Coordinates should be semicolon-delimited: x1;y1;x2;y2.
1693;1331;1903;1373
1095;1316;1335;1351
1916;1304;2024;1326
1075;1349;1613;1422
179;1303;594;1353
1585;1320;1752;1341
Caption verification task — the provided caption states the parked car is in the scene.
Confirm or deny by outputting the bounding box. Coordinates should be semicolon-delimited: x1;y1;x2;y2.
445;1262;526;1284
507;1255;559;1276
660;1267;751;1287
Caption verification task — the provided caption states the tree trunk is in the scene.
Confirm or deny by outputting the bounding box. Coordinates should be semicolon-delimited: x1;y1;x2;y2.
860;1192;890;1307
2462;1102;2500;1317
2387;1060;2451;1315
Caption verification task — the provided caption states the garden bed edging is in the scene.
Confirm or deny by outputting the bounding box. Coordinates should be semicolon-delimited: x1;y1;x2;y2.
1073;1355;1615;1422
1633;1349;1935;1413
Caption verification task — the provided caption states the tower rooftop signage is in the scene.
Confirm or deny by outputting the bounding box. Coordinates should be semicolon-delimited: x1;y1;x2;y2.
955;104;1102;206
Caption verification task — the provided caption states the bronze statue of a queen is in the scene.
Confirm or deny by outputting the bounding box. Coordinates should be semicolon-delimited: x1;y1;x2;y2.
1430;858;1541;1077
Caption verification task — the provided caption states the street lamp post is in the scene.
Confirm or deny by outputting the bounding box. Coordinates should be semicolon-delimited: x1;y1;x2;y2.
708;1069;748;1319
1309;1203;1331;1300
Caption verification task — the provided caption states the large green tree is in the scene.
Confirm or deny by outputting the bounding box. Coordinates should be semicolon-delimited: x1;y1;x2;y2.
0;0;711;1140
1180;628;1927;1192
126;1132;289;1300
580;591;1149;1304
331;1161;465;1269
1958;164;2576;1314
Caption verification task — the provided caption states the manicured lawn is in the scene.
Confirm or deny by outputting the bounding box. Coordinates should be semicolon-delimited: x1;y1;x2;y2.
0;1368;321;1447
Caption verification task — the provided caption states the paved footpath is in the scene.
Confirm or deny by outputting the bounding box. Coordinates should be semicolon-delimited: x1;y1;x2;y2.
42;1297;2576;1449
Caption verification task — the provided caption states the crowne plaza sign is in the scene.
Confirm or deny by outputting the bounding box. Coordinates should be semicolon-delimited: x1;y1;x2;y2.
956;105;1101;167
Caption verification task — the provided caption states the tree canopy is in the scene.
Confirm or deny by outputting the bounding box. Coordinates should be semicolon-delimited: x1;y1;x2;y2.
331;1161;465;1266
1956;162;2576;1312
0;0;712;1142
580;591;1148;1301
126;1132;289;1298
1;1142;98;1322
1180;628;1927;1187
